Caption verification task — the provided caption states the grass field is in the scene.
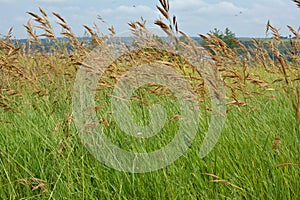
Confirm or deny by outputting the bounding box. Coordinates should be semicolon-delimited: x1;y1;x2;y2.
0;82;299;199
1;1;300;199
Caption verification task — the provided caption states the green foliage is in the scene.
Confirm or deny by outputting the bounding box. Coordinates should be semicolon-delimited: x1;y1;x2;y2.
1;80;299;199
210;27;239;49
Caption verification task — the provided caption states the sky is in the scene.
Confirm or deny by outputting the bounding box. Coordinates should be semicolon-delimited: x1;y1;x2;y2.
0;0;299;39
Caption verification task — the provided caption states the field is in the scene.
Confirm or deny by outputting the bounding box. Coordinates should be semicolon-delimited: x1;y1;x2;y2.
1;1;300;199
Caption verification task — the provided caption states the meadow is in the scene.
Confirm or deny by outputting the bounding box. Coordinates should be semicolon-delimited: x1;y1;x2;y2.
0;1;299;199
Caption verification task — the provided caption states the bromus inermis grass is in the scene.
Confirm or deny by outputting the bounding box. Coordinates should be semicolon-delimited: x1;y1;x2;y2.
0;0;299;199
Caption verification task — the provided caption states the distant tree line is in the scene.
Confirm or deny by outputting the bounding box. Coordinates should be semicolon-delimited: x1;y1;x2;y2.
199;27;298;61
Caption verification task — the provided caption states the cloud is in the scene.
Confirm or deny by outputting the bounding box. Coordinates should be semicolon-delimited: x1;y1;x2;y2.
170;0;207;11
0;0;16;3
0;0;71;3
167;0;247;35
166;0;300;37
101;5;157;20
97;5;158;34
1;0;300;38
33;0;70;3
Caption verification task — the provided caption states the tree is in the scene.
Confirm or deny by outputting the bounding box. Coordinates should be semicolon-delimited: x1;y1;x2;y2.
209;27;238;49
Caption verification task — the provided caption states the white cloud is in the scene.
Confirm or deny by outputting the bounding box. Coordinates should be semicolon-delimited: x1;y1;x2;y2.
102;5;157;20
171;0;207;11
96;5;158;34
33;0;70;3
0;0;67;2
166;0;300;37
0;0;299;38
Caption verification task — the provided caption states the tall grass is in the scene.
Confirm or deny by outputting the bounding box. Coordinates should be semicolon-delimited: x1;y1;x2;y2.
0;0;299;199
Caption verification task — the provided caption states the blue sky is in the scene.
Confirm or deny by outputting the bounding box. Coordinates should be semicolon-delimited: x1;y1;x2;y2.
0;0;299;39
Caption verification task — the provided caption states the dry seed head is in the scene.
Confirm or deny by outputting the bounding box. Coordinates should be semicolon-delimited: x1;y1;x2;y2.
287;25;299;38
57;22;70;31
202;173;219;179
157;5;169;20
83;25;95;36
292;0;300;8
277;163;300;167
97;15;107;24
159;0;169;12
108;26;115;35
154;20;171;35
39;7;48;17
52;12;66;23
27;12;43;21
